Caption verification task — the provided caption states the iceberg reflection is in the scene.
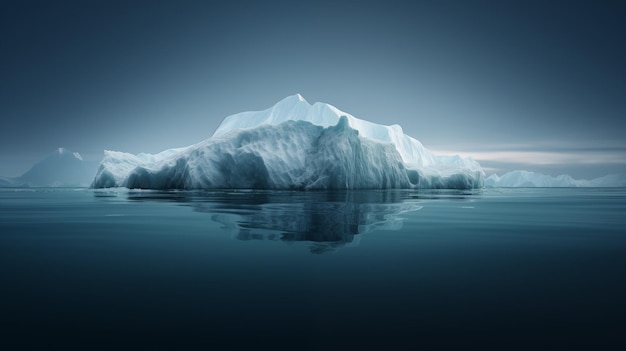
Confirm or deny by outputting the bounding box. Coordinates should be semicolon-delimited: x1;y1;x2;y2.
202;191;423;253
119;190;425;253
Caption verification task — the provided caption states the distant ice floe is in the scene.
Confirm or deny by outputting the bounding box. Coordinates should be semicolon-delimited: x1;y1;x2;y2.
485;170;626;187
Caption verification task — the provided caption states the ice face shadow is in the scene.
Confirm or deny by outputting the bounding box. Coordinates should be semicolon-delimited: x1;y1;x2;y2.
113;189;478;253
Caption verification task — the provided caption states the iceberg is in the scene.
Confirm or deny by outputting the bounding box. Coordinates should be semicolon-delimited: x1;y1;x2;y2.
93;94;484;190
485;170;626;187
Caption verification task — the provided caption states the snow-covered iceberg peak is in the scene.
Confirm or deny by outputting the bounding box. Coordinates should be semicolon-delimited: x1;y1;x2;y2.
214;94;439;167
213;94;311;136
93;95;484;190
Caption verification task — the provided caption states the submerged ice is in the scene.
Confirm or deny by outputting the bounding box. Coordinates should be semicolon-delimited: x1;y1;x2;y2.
93;95;484;190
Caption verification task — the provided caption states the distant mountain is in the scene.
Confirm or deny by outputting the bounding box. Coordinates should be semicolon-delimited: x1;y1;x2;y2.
485;170;626;187
0;176;13;187
0;148;99;187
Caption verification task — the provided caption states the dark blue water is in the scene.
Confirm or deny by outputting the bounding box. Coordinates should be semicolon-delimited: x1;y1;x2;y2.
1;188;625;349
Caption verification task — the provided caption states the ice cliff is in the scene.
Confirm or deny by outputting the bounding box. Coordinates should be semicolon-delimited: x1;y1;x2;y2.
93;94;484;189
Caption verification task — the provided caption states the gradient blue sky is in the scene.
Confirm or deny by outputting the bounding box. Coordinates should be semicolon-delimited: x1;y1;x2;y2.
1;0;625;178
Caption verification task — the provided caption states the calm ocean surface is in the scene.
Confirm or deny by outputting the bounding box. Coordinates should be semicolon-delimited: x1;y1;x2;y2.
1;188;625;349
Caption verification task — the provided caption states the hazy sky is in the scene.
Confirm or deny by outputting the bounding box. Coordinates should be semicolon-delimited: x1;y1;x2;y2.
1;0;625;178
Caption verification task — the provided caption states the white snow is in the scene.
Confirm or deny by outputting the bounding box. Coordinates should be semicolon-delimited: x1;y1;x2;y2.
485;170;626;187
93;94;485;190
214;94;439;167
